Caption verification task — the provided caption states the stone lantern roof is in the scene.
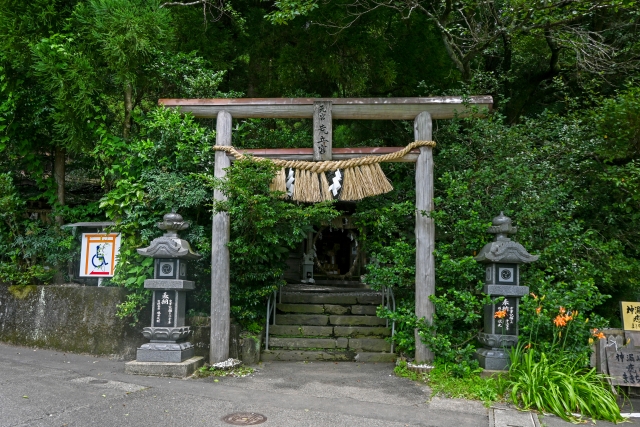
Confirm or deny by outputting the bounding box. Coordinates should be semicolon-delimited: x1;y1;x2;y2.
474;212;538;264
137;212;201;260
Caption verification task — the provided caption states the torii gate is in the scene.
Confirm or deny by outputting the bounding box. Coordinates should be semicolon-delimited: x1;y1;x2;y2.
159;97;493;364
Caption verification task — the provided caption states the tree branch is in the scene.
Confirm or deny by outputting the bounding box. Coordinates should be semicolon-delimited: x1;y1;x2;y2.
160;0;206;7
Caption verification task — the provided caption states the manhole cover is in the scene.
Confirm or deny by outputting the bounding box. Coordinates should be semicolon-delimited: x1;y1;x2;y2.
89;379;109;384
222;412;267;425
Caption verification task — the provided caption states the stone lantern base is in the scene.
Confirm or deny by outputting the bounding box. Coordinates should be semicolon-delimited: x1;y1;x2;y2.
125;357;204;378
475;348;510;371
136;341;196;363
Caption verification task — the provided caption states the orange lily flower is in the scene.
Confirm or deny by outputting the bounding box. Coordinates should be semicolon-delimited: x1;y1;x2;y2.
554;315;567;327
494;309;507;319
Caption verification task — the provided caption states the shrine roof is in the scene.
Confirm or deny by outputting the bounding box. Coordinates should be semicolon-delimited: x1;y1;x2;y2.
158;96;493;120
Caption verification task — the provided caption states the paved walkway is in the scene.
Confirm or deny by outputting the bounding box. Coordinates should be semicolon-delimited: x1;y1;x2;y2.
0;343;634;426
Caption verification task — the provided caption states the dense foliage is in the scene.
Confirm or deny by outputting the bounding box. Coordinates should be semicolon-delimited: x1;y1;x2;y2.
205;159;339;329
0;0;639;384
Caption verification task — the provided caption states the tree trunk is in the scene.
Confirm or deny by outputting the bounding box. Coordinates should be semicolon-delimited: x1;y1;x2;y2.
54;146;65;226
54;145;66;284
123;83;133;139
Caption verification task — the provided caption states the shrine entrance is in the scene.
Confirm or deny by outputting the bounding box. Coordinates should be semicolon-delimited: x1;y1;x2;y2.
159;96;493;364
313;226;359;279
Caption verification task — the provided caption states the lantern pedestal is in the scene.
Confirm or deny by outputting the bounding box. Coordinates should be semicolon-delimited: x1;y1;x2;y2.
135;280;195;363
474;348;510;371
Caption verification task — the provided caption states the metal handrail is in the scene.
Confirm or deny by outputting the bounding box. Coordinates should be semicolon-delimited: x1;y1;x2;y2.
264;287;278;350
381;286;397;354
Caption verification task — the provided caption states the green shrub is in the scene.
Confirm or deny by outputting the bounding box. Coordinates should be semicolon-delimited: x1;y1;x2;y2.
0;173;76;285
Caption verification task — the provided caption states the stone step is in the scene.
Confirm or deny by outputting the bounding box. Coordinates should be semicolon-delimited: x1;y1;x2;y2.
276;304;325;314
269;325;334;337
329;315;387;326
268;337;390;352
269;337;347;349
281;293;382;305
348;338;391;352
283;282;368;291
269;325;391;338
261;350;354;362
354;352;397;363
275;314;387;327
269;325;391;339
261;350;396;362
276;303;377;315
276;314;329;325
351;305;378;315
276;303;349;315
333;326;391;338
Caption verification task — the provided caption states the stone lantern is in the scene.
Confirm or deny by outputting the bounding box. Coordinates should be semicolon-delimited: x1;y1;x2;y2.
474;212;538;370
126;212;203;376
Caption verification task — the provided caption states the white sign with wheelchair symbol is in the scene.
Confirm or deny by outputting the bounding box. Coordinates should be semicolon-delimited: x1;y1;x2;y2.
80;233;121;277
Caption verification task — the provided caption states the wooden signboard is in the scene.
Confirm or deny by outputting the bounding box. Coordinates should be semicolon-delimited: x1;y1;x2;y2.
603;303;640;387
621;301;640;331
605;338;640;387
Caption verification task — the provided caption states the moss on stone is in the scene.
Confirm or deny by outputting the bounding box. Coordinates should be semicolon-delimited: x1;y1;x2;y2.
7;285;36;299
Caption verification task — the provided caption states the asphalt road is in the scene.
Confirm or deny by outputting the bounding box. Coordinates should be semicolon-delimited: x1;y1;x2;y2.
0;343;635;427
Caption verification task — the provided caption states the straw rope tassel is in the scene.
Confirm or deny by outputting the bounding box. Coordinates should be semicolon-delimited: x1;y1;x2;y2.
269;167;287;195
371;163;393;194
293;169;317;203
359;164;377;198
319;172;333;201
353;167;368;200
292;169;302;201
340;167;368;201
311;172;323;203
302;169;313;202
339;167;354;201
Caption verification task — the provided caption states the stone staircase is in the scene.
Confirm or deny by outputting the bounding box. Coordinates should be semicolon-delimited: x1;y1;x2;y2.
262;284;396;362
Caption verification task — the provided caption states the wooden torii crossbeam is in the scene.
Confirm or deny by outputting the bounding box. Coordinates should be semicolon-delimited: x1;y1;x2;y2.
159;96;493;364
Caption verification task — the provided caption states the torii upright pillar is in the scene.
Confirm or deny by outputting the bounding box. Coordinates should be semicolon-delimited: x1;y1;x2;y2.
414;111;435;363
210;110;232;363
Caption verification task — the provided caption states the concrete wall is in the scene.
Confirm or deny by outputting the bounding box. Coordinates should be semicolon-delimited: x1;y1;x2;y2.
0;285;146;360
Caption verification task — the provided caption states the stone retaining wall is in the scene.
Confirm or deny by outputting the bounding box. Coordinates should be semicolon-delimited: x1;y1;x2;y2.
0;284;147;359
0;285;260;363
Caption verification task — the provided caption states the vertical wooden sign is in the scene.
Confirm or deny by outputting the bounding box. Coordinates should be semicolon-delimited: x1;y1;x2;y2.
313;101;332;161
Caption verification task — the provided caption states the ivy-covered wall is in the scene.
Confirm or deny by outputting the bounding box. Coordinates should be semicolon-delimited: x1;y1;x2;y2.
0;285;146;359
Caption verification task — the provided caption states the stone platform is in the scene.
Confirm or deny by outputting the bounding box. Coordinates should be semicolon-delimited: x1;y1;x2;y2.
125;356;204;378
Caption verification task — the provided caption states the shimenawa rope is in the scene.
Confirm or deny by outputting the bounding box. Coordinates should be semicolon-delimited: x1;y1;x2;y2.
214;140;435;202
